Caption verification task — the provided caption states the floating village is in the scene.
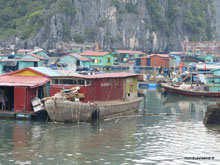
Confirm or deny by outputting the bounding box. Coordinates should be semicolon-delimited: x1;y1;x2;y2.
0;41;220;124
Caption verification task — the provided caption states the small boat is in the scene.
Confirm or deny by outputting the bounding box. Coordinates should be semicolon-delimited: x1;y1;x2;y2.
160;83;220;97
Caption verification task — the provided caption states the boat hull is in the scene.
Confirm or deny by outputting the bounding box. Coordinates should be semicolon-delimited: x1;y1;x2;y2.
45;97;143;122
161;83;220;97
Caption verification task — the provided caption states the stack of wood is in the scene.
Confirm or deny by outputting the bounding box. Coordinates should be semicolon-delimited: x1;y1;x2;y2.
42;86;85;102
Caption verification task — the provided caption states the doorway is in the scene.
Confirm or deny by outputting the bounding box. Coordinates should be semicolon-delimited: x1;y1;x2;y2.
0;86;14;111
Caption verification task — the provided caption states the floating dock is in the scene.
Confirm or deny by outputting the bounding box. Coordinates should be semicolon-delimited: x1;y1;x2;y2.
0;110;48;120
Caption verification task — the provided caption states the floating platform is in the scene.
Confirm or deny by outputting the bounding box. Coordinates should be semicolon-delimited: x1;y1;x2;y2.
138;81;157;88
0;110;48;120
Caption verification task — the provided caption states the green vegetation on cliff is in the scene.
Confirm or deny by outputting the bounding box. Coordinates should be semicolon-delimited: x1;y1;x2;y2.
0;0;77;40
0;0;216;43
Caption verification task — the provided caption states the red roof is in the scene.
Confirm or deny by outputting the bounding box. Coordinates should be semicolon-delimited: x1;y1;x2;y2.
0;75;49;88
80;51;109;56
26;53;46;60
19;59;39;62
17;49;32;53
52;72;139;79
116;50;144;54
149;54;169;58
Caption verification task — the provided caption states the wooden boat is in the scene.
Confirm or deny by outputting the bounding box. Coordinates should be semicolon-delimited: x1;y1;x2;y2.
44;97;143;122
44;72;144;122
161;83;220;97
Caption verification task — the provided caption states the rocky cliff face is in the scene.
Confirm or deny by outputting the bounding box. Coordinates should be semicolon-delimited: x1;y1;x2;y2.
0;0;217;53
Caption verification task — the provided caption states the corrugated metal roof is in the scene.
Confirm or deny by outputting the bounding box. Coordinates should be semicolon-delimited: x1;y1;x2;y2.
52;72;139;79
80;51;109;56
19;59;39;62
0;75;49;88
29;67;64;76
17;49;32;52
26;53;46;60
63;53;90;61
116;50;144;54
149;54;169;58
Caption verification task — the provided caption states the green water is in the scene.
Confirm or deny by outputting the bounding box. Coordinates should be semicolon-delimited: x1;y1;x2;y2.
0;88;220;165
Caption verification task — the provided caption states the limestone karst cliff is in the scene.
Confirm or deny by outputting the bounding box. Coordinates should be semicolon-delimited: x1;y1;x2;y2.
0;0;217;53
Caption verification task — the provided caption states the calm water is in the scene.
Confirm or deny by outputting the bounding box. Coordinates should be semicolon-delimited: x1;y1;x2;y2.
1;87;220;165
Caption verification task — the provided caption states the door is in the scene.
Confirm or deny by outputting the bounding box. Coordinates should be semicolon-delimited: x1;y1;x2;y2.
107;57;111;66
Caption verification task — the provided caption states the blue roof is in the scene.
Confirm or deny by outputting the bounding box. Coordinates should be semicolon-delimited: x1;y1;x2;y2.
29;67;64;76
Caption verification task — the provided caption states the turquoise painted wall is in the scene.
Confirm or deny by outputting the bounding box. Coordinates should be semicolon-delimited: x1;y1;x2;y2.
0;63;3;74
60;55;90;68
205;55;213;63
84;54;114;66
36;51;48;58
60;55;77;65
81;61;90;68
18;61;35;69
213;69;220;76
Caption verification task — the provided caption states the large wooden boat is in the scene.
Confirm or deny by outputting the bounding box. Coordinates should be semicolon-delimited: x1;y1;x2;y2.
45;97;143;122
161;83;220;97
44;72;143;122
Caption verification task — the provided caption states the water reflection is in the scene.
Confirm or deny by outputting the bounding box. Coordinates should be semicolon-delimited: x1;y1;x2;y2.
0;88;220;164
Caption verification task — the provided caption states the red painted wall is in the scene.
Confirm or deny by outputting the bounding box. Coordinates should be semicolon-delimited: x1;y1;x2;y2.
150;56;169;68
141;58;147;66
14;87;26;112
50;78;124;102
84;78;123;102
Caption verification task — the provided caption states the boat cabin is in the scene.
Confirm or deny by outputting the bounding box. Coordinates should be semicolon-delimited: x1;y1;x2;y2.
50;72;139;102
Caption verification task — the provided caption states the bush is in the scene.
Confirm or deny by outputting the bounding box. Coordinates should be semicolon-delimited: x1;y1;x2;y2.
74;34;85;43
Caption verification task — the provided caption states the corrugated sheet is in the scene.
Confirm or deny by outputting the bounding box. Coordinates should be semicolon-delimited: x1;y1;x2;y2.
27;53;46;60
116;50;144;54
0;75;49;88
80;51;109;56
63;53;90;61
29;67;64;76
149;54;169;58
52;72;139;79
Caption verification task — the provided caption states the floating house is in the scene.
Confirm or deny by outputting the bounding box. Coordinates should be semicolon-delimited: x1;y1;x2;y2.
49;72;139;102
59;53;90;68
0;59;42;74
17;49;32;55
112;50;145;63
80;51;114;67
30;49;49;59
0;67;64;113
20;53;48;67
0;73;49;112
136;54;169;68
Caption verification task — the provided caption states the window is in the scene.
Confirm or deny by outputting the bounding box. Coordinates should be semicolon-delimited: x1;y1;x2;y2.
129;84;133;92
78;79;85;85
109;79;112;86
86;80;91;86
115;79;119;85
52;79;59;84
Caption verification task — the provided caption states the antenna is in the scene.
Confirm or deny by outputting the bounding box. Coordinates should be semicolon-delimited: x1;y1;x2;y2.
68;63;76;73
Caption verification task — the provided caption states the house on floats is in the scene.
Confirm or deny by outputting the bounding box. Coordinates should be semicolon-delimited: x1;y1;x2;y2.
17;49;32;55
0;67;62;112
135;54;169;68
0;59;42;74
20;53;48;67
80;51;114;68
112;50;145;64
49;72;139;102
59;53;90;68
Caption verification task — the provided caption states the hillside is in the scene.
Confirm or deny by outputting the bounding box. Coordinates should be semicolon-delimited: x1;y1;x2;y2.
0;0;217;53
